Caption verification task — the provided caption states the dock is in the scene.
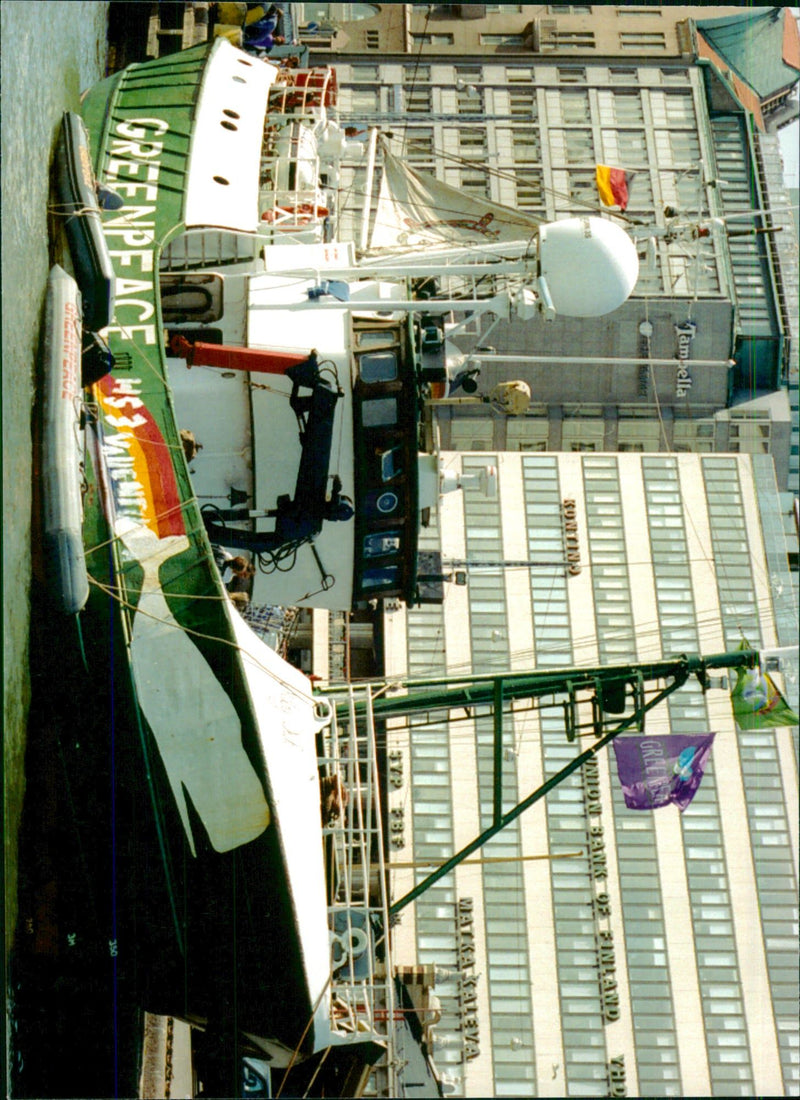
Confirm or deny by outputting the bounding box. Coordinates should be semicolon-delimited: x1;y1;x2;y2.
146;2;210;59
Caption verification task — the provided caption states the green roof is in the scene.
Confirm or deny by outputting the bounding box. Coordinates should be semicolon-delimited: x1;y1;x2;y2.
696;7;800;100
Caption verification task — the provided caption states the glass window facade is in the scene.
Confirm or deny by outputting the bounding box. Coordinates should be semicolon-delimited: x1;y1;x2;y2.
405;512;462;1069
392;372;794;1096
336;61;721;300
463;457;537;1095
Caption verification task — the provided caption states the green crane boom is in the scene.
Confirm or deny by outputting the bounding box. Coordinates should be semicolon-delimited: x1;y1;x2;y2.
326;649;757;915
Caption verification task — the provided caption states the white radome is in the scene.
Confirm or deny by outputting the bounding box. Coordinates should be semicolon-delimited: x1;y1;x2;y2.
538;216;640;317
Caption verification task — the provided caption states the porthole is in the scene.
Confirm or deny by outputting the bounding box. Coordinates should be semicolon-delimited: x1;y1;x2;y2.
223;109;240;119
213;175;230;186
232;75;246;84
220;120;238;132
364;488;400;518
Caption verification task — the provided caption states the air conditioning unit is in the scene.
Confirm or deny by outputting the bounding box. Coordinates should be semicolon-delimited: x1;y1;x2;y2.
531;18;558;51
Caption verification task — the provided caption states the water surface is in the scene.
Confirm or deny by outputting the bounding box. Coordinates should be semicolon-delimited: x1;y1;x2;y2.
2;0;109;964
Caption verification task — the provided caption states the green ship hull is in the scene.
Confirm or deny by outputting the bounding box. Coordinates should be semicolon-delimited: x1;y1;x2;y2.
72;40;337;1059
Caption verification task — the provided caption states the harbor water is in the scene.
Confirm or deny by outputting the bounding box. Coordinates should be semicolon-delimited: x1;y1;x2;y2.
2;0;110;954
3;1;110;1092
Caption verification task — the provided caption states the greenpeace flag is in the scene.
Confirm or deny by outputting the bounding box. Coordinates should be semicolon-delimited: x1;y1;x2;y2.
595;165;634;212
612;733;716;811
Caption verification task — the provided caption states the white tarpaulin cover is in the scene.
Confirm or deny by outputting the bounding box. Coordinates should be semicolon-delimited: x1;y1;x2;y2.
369;148;545;252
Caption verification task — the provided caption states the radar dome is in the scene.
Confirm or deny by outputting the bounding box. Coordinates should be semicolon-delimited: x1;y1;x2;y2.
538;217;639;317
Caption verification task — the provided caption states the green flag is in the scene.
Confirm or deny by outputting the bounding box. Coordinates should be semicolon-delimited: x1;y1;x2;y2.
730;653;799;731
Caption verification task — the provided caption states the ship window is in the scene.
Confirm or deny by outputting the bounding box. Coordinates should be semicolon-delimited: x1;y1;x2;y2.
363;532;401;558
361;565;400;591
381;446;403;481
160;273;223;325
364;489;399;517
359;352;398;383
362;396;397;427
357;331;397;349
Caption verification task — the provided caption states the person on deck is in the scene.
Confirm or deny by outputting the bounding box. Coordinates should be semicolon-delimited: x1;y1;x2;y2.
213;548;255;588
243;4;285;52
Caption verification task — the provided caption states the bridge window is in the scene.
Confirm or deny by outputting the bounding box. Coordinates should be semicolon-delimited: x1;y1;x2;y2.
361;565;400;591
380;446;403;481
362;396;398;428
364;532;401;558
359;351;398;383
357;330;398;349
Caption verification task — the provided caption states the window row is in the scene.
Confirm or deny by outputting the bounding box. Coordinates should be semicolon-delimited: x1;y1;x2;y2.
349;63;689;86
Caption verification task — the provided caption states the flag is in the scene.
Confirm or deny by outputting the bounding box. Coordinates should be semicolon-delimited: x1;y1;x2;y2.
730;663;798;730
595;165;634;212
612;733;716;811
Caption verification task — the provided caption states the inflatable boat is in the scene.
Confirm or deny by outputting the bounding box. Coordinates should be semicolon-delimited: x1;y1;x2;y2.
42;265;89;615
54;111;115;332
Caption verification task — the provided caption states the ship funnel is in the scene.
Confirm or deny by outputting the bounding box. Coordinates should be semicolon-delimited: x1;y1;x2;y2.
538;216;639;317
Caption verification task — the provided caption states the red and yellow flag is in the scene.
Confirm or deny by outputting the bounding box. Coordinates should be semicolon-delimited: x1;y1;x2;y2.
596;165;634;212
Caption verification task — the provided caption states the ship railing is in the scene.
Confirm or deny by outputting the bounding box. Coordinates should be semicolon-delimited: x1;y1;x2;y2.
320;684;397;1092
268;66;338;118
160;226;258;272
258;120;331;240
432;269;509;302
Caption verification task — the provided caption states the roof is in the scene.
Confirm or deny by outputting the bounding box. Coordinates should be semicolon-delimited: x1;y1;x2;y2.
698;41;767;131
695;7;800;101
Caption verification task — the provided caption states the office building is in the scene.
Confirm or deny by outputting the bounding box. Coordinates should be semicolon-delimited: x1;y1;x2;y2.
381;449;798;1097
301;5;798;489
285;16;800;1094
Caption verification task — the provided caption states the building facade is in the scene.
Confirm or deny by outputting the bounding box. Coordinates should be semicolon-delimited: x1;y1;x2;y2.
302;4;797;489
381;450;798;1097
283;15;800;1094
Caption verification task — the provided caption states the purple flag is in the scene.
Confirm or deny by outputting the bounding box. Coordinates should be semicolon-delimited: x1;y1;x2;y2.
612;733;716;811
